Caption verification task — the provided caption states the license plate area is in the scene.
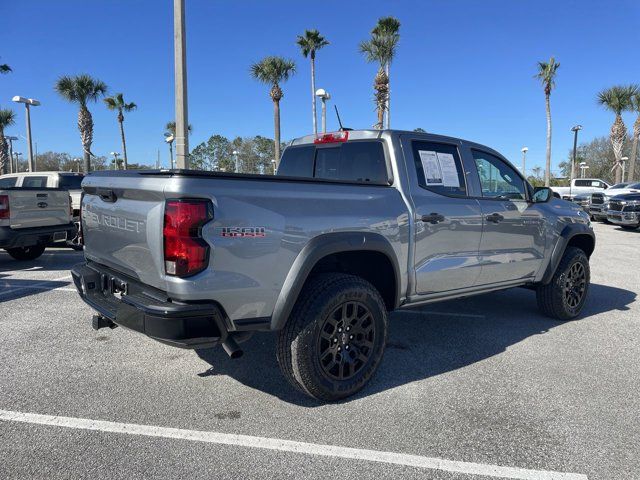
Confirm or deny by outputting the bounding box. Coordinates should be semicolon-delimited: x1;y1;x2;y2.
100;273;129;297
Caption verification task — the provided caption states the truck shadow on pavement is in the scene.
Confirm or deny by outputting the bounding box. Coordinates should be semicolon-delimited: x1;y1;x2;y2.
195;283;635;406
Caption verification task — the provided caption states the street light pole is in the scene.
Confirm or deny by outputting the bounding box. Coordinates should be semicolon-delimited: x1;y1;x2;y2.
520;147;528;177
110;152;120;170
570;125;582;199
315;89;330;134
13;152;22;173
164;134;175;169
6;136;17;174
174;0;189;169
12;97;41;172
233;150;239;173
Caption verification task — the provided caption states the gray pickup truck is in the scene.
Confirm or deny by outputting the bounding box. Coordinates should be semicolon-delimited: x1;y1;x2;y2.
72;130;595;400
0;186;76;260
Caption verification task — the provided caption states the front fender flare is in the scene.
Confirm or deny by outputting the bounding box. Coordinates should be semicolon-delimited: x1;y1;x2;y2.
539;222;595;285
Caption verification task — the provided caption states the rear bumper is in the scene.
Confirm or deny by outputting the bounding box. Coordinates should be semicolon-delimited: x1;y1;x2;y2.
71;261;228;349
589;205;607;218
607;210;640;226
0;223;77;249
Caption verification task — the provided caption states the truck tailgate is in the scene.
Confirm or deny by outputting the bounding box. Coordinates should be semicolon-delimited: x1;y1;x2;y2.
82;175;167;289
7;188;70;229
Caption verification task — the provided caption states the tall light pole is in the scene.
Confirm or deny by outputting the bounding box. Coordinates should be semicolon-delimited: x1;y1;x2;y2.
110;152;120;170
174;0;189;169
233;150;239;173
6;136;17;174
12;96;40;172
315;89;330;134
569;125;582;199
164;134;175;169
621;156;629;182
579;162;589;178
13;152;22;173
520;146;528;177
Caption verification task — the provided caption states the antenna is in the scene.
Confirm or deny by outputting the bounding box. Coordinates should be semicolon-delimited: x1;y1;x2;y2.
334;105;344;131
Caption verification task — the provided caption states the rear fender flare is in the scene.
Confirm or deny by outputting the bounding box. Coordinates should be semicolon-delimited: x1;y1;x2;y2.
270;232;401;330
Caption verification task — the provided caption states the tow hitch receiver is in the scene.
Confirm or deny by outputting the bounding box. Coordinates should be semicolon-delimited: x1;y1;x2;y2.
92;314;117;331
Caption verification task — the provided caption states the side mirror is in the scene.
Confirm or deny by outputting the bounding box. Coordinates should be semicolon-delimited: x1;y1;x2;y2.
532;187;553;203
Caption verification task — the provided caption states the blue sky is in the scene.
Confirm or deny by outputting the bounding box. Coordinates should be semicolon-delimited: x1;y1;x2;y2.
1;0;639;171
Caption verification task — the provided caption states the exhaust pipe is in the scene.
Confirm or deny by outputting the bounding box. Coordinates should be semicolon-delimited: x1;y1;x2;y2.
222;335;243;359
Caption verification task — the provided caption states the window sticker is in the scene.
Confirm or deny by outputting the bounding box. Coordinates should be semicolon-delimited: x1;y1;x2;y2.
418;150;443;185
435;152;460;187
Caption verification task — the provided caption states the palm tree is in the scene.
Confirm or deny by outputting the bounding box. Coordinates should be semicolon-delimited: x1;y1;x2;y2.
55;74;108;173
104;93;136;170
629;92;640;182
534;57;560;186
0;109;16;175
0;57;11;74
371;17;400;129
597;85;638;183
250;56;296;168
360;34;394;129
296;29;329;135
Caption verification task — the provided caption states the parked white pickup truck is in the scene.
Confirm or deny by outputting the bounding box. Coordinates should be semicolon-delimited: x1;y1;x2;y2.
0;171;84;219
0;186;76;260
551;178;610;200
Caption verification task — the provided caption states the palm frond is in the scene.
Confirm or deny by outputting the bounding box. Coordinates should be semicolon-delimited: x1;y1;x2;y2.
55;74;107;105
296;29;329;58
597;85;639;115
534;57;560;92
250;56;296;85
372;16;401;36
0;108;17;128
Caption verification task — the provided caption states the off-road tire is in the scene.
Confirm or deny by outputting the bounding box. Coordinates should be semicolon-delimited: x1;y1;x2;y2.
276;273;388;401
6;245;46;261
536;247;590;320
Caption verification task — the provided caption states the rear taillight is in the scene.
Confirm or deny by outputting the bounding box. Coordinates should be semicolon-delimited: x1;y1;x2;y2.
163;199;213;277
0;195;9;220
314;131;349;144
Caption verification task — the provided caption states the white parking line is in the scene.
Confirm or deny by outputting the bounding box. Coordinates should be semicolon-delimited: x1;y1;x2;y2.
0;275;72;298
396;310;486;319
0;409;587;480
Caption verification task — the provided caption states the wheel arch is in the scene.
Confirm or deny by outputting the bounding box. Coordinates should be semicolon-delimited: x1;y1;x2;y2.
539;223;595;285
270;232;401;330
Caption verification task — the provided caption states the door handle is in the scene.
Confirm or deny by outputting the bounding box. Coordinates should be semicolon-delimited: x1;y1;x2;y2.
486;213;504;223
421;213;445;224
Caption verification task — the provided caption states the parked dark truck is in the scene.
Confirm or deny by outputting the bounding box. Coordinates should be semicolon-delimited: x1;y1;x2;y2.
72;130;595;400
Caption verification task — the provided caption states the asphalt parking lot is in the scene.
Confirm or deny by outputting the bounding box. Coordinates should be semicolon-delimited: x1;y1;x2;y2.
0;221;638;480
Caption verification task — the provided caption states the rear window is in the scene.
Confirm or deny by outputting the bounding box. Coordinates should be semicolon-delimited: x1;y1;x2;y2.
278;141;389;184
277;146;315;177
21;176;48;188
0;177;17;188
58;175;84;189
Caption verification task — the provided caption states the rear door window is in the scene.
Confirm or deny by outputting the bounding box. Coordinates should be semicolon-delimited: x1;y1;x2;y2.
0;177;17;188
411;141;467;196
21;176;49;188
